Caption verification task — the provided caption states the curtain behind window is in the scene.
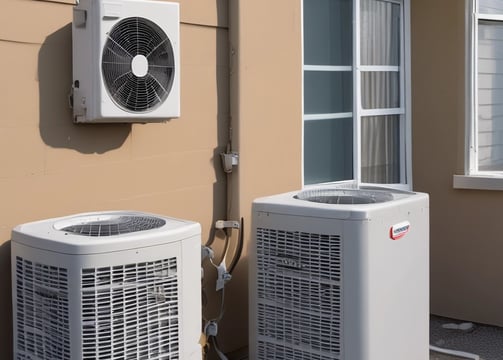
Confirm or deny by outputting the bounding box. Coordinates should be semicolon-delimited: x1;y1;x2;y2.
477;21;503;171
360;0;401;183
479;0;503;14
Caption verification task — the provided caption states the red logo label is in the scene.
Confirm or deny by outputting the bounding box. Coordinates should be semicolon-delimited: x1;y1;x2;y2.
390;221;410;240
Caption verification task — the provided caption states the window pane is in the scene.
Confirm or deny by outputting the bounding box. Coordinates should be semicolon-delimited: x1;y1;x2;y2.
480;0;503;14
360;0;401;66
304;71;353;114
303;0;352;66
361;71;400;109
304;118;353;184
478;21;503;171
361;115;400;183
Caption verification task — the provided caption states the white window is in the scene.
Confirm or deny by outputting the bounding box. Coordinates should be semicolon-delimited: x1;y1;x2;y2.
455;0;503;190
302;0;411;189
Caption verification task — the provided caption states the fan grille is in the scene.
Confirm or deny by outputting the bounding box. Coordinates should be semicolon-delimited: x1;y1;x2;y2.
60;215;166;237
296;188;394;204
102;17;175;113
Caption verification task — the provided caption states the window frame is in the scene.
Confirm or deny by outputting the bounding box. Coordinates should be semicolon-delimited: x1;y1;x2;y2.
301;0;412;191
454;0;503;190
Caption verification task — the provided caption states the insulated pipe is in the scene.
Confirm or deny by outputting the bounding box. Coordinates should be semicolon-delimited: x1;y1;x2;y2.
429;345;480;360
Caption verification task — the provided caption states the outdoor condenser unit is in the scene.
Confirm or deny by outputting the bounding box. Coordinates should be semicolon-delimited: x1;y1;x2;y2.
11;211;201;360
250;187;429;360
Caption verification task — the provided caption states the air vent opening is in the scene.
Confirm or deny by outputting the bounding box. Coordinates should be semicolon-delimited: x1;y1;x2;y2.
55;215;166;237
101;16;175;113
296;188;394;204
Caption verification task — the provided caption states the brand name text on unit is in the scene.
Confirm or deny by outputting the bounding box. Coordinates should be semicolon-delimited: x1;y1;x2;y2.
390;221;411;240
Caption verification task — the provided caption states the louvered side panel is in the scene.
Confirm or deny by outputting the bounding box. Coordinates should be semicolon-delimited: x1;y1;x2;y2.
14;256;70;360
255;228;342;359
81;258;179;360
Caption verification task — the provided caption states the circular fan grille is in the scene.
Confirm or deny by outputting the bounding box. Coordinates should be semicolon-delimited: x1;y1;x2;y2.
102;17;175;113
296;188;394;204
60;215;166;237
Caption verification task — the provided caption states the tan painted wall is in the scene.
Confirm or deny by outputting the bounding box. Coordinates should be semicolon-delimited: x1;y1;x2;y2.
219;0;303;355
412;0;503;326
0;0;229;356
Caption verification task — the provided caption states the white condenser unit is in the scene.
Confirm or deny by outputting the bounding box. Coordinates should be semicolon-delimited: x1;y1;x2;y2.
250;187;429;360
71;0;180;123
11;211;201;360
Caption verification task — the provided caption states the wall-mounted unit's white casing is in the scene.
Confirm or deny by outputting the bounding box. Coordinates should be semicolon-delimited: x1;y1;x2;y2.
72;0;180;123
250;187;429;360
11;211;201;360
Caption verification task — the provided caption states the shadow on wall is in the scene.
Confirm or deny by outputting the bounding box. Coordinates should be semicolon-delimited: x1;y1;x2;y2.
38;23;130;153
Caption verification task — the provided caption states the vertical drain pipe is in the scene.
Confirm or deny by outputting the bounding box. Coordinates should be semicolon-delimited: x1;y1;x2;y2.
201;3;244;356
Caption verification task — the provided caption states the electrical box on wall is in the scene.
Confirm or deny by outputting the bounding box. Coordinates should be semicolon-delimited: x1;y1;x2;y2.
71;0;180;123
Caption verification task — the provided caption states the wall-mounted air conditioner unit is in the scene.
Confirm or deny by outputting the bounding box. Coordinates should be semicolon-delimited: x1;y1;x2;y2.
71;0;180;123
11;211;201;360
250;187;429;360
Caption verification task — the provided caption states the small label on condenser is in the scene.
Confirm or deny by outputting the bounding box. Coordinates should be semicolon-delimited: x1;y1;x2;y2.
390;221;410;240
277;257;303;270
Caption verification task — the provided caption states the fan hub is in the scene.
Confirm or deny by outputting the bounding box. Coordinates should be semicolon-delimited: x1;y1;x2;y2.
131;54;149;77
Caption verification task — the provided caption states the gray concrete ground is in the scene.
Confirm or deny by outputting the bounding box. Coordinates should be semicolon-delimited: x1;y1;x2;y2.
228;315;502;359
430;315;503;360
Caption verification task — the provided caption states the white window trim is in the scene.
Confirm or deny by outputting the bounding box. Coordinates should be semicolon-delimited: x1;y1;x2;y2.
303;65;352;72
454;173;503;190
301;0;412;190
304;113;354;121
455;0;503;190
354;0;362;186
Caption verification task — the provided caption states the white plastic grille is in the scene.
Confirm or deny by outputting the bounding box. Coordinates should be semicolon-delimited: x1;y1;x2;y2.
257;341;329;360
14;256;70;360
81;258;179;359
60;215;166;237
255;228;342;359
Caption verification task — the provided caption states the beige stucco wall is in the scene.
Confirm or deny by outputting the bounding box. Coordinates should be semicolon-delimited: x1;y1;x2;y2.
219;0;303;355
0;0;303;357
412;0;503;327
0;0;230;356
